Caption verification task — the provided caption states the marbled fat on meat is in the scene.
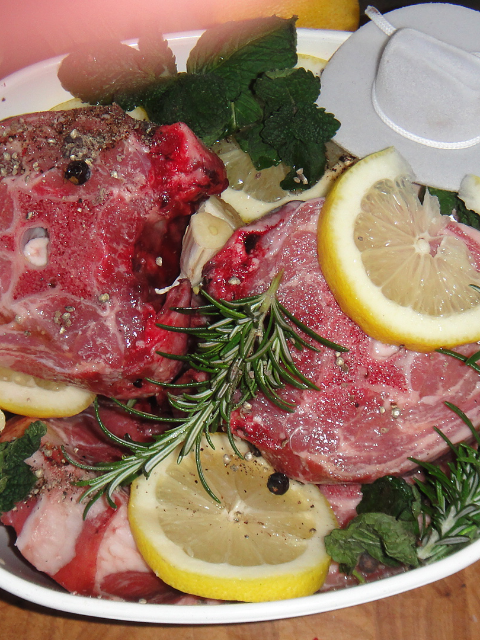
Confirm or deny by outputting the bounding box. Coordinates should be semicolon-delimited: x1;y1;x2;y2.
0;106;227;397
203;199;480;484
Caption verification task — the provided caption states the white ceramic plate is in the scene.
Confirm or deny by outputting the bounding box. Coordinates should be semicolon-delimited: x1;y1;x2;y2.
2;27;480;625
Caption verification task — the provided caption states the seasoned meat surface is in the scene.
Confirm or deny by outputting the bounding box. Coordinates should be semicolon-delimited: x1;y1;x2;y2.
0;105;227;397
203;198;480;483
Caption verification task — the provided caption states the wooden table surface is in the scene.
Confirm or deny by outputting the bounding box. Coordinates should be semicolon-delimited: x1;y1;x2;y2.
2;1;480;638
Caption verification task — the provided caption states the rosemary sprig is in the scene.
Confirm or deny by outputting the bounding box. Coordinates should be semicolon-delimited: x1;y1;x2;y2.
413;402;480;563
437;347;480;374
324;402;480;574
67;272;347;512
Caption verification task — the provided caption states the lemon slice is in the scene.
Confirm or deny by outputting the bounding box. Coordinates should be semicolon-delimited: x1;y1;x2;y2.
50;98;148;121
213;139;350;223
128;434;336;602
296;53;328;76
0;366;95;418
459;174;480;215
318;147;480;352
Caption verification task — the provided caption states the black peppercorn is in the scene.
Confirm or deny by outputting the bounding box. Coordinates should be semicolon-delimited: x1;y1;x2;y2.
65;160;91;185
267;472;289;495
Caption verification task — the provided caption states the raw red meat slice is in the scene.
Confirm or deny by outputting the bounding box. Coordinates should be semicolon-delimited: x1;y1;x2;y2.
0;411;204;603
0;105;227;397
203;198;480;484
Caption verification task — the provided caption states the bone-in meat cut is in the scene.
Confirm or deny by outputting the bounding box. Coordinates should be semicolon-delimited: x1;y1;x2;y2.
203;198;480;484
0;106;227;397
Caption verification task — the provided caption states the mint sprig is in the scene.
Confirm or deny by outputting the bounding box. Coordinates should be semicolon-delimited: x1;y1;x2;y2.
57;16;339;190
427;187;480;231
187;16;297;100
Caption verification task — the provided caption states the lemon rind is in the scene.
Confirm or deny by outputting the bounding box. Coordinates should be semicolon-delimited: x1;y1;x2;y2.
0;372;95;418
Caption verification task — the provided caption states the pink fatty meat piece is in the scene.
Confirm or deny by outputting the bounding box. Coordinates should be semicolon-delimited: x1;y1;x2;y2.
0;411;220;603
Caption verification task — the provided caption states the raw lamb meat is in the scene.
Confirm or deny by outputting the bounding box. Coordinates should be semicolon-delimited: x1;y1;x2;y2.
0;409;205;603
0;105;227;397
203;199;480;484
0;409;403;599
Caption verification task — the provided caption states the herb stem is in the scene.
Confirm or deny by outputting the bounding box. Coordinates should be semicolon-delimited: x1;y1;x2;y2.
69;274;346;512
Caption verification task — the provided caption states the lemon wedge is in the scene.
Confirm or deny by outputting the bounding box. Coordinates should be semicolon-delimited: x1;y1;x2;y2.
317;147;480;352
0;366;95;418
128;434;336;602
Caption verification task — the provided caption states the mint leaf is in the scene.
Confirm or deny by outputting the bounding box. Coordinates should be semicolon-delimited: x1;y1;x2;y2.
137;30;177;77
187;16;297;100
427;187;480;231
261;103;339;189
229;91;264;132
325;512;419;574
144;73;231;146
357;476;418;523
236;123;280;170
0;421;47;514
254;68;321;114
58;36;177;110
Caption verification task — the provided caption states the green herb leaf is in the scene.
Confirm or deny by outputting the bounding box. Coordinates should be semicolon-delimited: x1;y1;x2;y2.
137;30;177;78
144;73;231;146
187;16;297;100
325;512;419;574
261;103;339;189
254;67;321;114
428;187;480;231
357;475;419;523
57;34;176;110
0;421;47;514
228;91;264;132
235;123;280;170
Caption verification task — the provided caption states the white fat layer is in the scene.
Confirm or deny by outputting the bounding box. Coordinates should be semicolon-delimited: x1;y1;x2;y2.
95;502;150;587
23;237;49;267
15;490;86;574
370;340;401;360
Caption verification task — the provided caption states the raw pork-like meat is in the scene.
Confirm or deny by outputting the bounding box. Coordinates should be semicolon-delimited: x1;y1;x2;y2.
0;410;205;603
0;105;227;397
203;199;480;484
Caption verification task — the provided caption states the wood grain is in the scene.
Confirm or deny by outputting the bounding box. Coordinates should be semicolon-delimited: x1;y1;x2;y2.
2;562;480;640
2;1;480;638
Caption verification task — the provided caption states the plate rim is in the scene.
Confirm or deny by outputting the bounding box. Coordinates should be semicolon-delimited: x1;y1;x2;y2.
2;536;480;624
